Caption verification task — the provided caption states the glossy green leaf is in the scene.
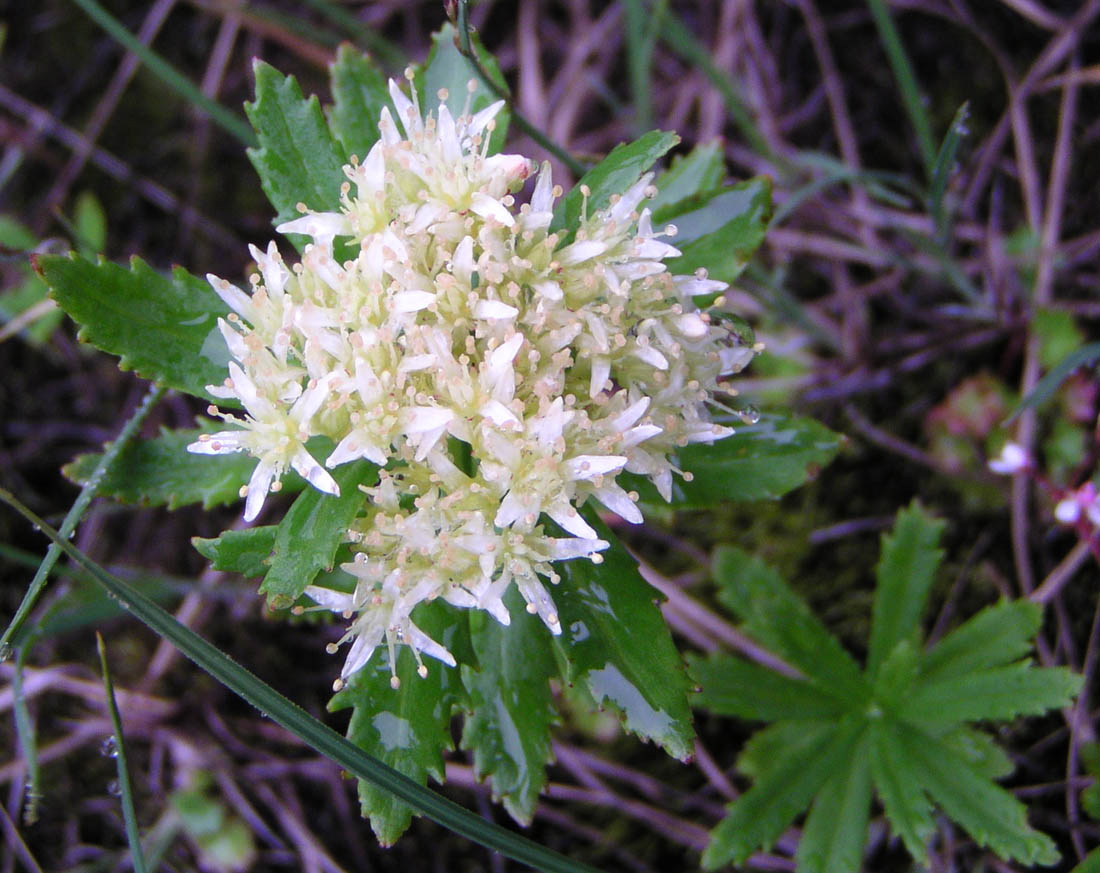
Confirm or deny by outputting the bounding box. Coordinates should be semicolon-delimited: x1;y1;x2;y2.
869;720;936;862
553;513;694;760
623;415;842;509
713;546;867;703
37;253;230;401
920;599;1043;682
649;141;725;215
689;653;848;721
702;718;863;869
328;44;392;160
417;24;510;155
796;737;872;873
898;662;1082;725
661;177;772;283
867;502;945;677
551;130;679;235
461;589;557;824
245;61;347;241
900;720;1061;866
64;427;255;510
259;461;376;606
193;527;277;578
330;602;470;844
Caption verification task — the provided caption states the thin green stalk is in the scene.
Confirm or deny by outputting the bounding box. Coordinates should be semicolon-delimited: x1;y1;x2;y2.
297;0;405;70
454;0;587;178
12;646;40;826
68;0;255;147
864;0;936;177
0;489;606;873
1;384;166;654
97;633;148;873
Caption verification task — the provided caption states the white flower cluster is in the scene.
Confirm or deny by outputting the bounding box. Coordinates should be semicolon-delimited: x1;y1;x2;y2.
191;77;755;687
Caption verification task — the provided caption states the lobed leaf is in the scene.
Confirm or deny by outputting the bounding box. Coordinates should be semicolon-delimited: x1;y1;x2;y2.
736;719;835;782
460;590;558;824
552;513;694;760
245;61;347;243
330;602;471;845
64;427;256;511
796;737;872;873
868;719;936;862
920;599;1043;682
37;254;230;401
713;546;867;703
624;415;842;508
899;720;1061;866
867;501;945;677
689;653;849;721
938;727;1015;780
702;717;864;869
328;45;392;160
550;130;680;235
897;661;1082;726
258;461;376;606
649;141;726;215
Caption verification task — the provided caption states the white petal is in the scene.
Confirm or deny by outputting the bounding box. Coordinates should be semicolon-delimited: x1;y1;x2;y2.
635;238;681;259
480;399;520;428
546;537;610;561
387;79;420;137
207;275;254;321
633;345;669;370
468;99;506;135
530;162;555;214
304;585;354;612
187;431;246;455
675;312;709;339
244;461;277;522
593;484;643;524
403;405;454;433
473;299;519;320
589;357;611;398
470;192;514;227
405;622;457;667
276;212;350;248
392;290;436;313
621;424;663;449
532;279;563;301
608;173;653;225
559;239;607;266
291;448;341;495
564;454;627;481
548;502;599;539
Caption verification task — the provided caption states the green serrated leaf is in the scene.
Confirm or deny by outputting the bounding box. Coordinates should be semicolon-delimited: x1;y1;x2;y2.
328;45;392;160
460;589;557;824
330;602;469;844
259;461;376;605
193;527;277;578
920;599;1043;682
661;177;773;283
899;720;1061;866
649;141;726;215
63;427;256;510
245;61;347;242
37;254;230;400
417;23;510;155
623;415;842;508
553;513;694;760
689;653;848;721
939;727;1015;780
873;639;920;709
796;736;872;873
869;719;936;862
702;717;864;869
867;501;945;677
736;719;835;782
712;546;867;703
898;661;1082;726
550;130;680;235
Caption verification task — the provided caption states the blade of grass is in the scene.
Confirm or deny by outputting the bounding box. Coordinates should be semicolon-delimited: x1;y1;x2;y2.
928;102;970;242
68;0;255;147
0;384;166;655
864;0;936;177
297;0;405;70
624;0;662;135
0;488;606;873
12;646;41;826
96;633;148;873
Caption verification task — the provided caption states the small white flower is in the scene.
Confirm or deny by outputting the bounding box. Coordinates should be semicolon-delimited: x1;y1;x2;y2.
988;442;1029;475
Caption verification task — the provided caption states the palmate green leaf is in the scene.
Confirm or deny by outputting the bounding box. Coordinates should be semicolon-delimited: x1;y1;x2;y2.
660;177;773;283
460;590;557;825
867;501;945;677
258;461;376;606
713;546;867;703
192;527;277;578
868;719;936;862
649;141;726;214
920;599;1043;682
897;661;1082;726
796;737;872;873
330;602;471;845
64;427;256;510
327;44;392;160
553;513;694;760
899;720;1061;866
702;717;865;870
550;130;680;236
36;254;230;401
417;24;510;155
736;720;835;782
939;726;1014;780
623;415;842;509
689;653;848;721
245;61;347;242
